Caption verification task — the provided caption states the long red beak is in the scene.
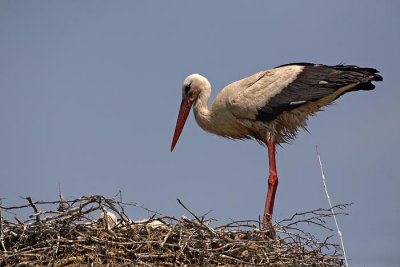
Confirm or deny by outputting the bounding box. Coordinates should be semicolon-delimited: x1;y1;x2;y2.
171;98;193;152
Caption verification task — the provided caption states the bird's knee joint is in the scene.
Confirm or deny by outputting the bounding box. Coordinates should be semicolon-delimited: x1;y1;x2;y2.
268;174;278;186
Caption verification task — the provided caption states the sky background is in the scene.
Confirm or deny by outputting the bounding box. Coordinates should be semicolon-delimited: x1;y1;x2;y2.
0;1;399;266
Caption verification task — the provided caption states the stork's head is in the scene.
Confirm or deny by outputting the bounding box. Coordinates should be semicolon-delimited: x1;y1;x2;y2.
171;74;210;152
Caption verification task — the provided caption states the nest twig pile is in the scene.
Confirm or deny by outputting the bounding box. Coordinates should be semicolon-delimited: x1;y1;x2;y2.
0;195;347;266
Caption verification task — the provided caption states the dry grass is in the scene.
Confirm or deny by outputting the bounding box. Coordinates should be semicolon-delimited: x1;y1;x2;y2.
0;195;348;266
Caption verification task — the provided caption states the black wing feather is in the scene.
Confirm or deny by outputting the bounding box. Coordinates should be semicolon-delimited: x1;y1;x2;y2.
256;63;382;121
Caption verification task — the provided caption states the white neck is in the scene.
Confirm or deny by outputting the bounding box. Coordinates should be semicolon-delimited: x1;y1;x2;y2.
193;88;214;133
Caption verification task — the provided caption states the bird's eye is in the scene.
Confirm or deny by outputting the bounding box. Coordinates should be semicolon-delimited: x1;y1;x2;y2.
184;83;191;95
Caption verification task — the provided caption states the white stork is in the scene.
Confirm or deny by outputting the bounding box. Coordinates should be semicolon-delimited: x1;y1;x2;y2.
170;63;382;227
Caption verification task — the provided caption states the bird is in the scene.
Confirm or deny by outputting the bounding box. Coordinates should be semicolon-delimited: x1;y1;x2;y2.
170;63;382;227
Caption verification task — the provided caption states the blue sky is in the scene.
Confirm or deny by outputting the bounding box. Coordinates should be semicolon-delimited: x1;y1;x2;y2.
1;1;399;266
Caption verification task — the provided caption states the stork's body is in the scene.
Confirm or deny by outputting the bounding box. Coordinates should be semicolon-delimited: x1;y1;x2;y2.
171;63;382;226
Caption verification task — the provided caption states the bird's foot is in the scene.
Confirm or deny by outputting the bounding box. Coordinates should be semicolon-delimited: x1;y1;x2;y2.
260;214;276;240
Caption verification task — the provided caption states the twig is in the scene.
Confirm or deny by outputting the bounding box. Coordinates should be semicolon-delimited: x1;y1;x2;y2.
26;197;40;223
0;205;7;252
316;145;348;267
177;198;202;223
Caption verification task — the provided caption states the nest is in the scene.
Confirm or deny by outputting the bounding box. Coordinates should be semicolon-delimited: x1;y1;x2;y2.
0;195;347;266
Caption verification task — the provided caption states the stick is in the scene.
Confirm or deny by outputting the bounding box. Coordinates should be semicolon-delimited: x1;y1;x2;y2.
26;197;40;223
316;146;349;267
176;198;202;224
0;205;7;252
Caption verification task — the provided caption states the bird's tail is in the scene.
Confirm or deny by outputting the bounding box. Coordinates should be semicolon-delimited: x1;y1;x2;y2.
333;65;383;90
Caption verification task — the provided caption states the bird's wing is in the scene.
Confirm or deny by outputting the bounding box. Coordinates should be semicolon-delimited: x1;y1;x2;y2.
228;63;380;122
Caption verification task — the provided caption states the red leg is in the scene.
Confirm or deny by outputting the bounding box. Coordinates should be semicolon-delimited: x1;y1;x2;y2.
263;139;278;225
